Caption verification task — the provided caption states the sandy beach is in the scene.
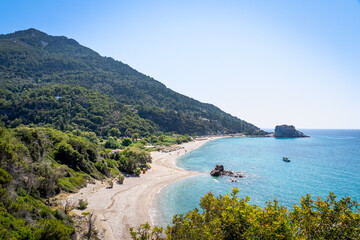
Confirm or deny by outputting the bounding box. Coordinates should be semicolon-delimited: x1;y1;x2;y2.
66;137;221;239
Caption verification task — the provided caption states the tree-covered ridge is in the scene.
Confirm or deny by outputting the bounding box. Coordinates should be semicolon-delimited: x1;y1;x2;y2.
0;28;263;135
131;188;360;240
0;85;159;136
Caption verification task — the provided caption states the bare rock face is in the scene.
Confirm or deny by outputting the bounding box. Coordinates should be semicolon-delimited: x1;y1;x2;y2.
210;165;224;176
210;165;244;178
274;125;309;138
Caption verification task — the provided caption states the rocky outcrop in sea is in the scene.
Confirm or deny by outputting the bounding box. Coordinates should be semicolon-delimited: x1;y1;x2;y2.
274;125;309;138
210;165;245;178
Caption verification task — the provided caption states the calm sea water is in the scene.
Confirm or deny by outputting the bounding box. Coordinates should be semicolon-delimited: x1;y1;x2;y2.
154;129;360;226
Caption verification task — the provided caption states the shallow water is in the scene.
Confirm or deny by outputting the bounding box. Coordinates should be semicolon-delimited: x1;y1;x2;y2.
154;129;360;226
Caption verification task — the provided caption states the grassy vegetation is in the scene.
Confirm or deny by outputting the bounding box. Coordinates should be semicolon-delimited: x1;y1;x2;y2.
57;171;89;193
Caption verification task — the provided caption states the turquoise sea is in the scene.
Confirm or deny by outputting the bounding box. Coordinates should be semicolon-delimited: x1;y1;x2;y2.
154;129;360;226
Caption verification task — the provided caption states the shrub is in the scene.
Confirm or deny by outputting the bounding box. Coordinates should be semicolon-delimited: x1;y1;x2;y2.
150;136;158;144
108;180;113;189
35;218;75;240
114;148;152;173
16;187;27;197
134;168;141;176
117;174;125;184
118;154;137;173
94;161;107;174
77;199;88;210
0;168;12;185
130;222;163;240
131;188;360;240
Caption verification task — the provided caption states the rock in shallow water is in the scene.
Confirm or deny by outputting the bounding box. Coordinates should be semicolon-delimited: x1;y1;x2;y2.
210;165;223;176
210;165;244;178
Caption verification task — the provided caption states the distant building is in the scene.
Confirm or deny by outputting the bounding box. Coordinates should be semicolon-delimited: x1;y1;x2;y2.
111;149;123;153
144;145;155;148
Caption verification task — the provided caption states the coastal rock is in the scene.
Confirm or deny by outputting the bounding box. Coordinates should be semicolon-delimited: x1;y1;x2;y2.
210;165;224;176
274;125;309;138
210;165;244;178
223;170;245;178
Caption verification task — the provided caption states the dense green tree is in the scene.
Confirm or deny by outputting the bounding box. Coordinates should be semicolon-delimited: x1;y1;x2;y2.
112;147;152;173
109;128;122;137
131;133;139;142
122;138;132;147
104;137;120;149
118;155;137;174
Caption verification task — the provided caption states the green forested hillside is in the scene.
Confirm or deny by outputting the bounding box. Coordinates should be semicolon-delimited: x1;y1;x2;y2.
0;28;264;135
0;85;159;136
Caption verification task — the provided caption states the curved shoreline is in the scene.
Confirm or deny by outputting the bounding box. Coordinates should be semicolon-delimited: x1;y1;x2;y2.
66;137;222;239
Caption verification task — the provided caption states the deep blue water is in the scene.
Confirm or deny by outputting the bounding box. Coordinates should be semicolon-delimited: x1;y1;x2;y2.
155;129;360;226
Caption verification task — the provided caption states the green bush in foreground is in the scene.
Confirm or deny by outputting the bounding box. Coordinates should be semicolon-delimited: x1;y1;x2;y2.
0;167;75;240
117;174;125;184
134;168;141;176
130;188;360;240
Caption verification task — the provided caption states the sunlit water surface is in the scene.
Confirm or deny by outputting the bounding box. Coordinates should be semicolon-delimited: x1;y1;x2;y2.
153;130;360;226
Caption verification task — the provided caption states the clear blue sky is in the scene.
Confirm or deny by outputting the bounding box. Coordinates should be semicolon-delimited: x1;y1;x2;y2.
1;0;360;129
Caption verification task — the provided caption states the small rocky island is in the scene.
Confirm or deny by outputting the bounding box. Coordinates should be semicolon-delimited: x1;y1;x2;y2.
210;165;245;178
274;125;309;138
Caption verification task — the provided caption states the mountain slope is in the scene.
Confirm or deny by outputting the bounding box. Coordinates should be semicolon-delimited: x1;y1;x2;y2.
0;28;263;135
0;85;159;136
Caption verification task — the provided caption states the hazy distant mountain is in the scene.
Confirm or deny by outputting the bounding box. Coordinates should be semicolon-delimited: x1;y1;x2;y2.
0;28;263;135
